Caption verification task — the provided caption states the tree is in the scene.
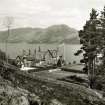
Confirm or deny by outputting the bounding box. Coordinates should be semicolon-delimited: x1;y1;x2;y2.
75;8;100;88
100;6;105;66
90;8;98;20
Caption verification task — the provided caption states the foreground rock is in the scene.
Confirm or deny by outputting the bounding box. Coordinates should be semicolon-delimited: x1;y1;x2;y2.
0;76;37;105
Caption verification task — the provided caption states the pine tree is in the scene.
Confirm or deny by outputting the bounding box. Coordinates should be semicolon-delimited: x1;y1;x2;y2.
75;6;105;90
100;6;105;66
75;8;99;88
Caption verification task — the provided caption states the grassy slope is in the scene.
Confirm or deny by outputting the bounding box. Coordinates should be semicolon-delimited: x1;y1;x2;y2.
4;69;105;105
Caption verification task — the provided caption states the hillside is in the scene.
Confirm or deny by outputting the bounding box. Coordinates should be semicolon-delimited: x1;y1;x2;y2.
0;24;79;44
0;68;104;105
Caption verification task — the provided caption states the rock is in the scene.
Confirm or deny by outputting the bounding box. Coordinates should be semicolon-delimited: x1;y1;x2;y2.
28;93;41;105
10;95;29;105
50;99;64;105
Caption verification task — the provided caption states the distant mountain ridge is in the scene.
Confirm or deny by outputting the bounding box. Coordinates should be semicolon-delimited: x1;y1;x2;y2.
0;24;80;44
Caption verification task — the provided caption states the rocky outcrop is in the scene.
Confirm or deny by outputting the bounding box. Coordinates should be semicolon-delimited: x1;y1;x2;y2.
0;75;67;105
0;76;38;105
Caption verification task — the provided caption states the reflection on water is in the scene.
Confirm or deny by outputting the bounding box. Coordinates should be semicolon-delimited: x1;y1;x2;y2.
0;43;82;64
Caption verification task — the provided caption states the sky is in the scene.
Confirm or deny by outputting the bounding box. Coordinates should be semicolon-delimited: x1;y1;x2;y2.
0;0;105;30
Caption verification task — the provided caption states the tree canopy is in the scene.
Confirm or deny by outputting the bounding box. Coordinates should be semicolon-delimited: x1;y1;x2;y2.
75;6;105;88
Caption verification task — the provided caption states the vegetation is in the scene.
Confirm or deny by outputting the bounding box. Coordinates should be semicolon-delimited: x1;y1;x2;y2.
2;69;105;105
75;6;105;90
0;24;79;44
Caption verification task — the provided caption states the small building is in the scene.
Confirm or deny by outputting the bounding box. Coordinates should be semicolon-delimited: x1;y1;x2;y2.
16;55;35;68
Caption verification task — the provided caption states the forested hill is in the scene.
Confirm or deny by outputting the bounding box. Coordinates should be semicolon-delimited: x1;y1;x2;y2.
0;24;80;44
